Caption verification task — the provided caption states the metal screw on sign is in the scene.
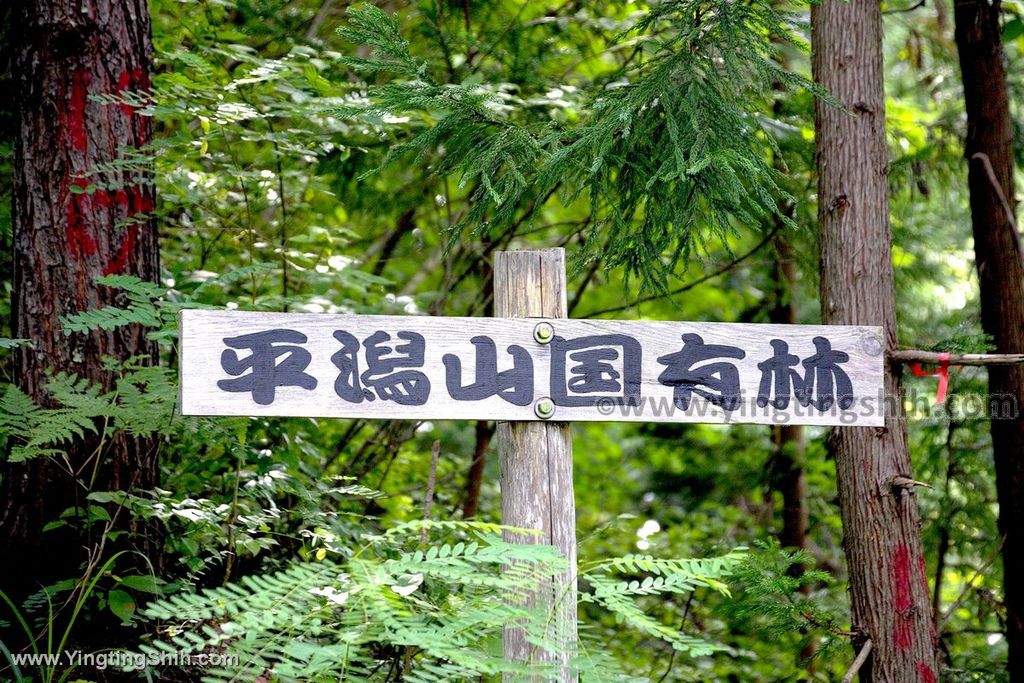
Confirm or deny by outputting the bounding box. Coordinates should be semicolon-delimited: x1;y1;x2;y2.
534;321;554;344
534;397;556;419
860;333;883;357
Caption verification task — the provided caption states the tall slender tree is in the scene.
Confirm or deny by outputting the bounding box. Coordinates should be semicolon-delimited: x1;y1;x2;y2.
768;232;818;672
766;32;810;576
1;0;160;602
812;0;940;679
768;234;810;560
952;0;1024;676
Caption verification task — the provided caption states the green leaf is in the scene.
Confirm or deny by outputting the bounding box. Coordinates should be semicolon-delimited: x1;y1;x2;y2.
87;491;131;505
1004;18;1024;42
119;575;162;594
108;589;136;623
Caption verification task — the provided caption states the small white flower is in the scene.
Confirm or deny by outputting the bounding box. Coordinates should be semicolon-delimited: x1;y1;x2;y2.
328;255;353;271
637;519;661;539
310;586;350;606
390;573;424;597
187;270;219;282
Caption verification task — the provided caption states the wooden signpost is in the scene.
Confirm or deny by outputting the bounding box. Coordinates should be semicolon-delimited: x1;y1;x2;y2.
179;248;885;681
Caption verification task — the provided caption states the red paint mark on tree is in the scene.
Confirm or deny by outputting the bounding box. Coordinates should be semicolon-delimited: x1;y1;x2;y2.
131;185;154;214
894;617;913;650
893;544;913;610
893;544;914;650
66;70;91;153
103;224;138;276
92;187;131;210
66;193;97;258
102;186;151;275
116;69;133;116
116;68;142;116
116;67;152;142
916;661;937;683
63;65;154;267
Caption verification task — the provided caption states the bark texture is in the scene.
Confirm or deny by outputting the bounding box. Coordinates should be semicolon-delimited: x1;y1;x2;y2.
2;0;160;600
812;0;939;679
953;0;1024;676
494;249;577;681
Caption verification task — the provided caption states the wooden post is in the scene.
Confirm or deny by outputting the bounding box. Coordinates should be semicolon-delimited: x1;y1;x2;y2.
494;249;577;681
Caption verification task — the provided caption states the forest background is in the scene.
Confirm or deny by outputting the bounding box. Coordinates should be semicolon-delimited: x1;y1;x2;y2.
0;0;1022;681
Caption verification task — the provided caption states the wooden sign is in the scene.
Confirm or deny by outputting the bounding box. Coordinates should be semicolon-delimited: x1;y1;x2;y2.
179;310;885;426
178;248;887;682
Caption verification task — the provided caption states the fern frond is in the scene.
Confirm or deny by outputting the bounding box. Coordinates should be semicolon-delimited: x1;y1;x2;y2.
60;275;165;334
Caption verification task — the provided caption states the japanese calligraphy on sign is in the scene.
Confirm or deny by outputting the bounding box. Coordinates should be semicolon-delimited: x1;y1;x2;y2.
179;311;885;426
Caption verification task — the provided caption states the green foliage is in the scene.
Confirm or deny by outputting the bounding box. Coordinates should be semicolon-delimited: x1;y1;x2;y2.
1;551;136;683
1;377;111;463
59;267;281;341
138;520;743;681
0;0;1014;680
727;541;842;648
59;275;165;334
335;1;818;289
0;366;176;463
582;550;744;655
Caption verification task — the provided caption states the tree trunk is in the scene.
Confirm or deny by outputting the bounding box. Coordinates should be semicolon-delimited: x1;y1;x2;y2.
463;253;495;520
769;235;809;558
812;0;939;679
462;420;493;519
768;232;817;671
1;0;160;603
767;18;810;587
953;1;1024;676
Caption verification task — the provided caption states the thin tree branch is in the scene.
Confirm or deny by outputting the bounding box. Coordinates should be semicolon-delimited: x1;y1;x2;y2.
841;639;872;683
883;0;925;14
305;0;336;40
420;440;441;545
654;592;696;683
369;208;416;277
971;152;1019;233
582;225;782;318
940;534;1006;629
